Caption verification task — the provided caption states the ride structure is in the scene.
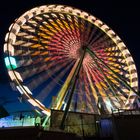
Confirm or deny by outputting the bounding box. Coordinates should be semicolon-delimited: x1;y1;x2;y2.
4;4;139;128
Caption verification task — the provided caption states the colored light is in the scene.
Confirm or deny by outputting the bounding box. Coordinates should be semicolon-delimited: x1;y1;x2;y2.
4;56;17;70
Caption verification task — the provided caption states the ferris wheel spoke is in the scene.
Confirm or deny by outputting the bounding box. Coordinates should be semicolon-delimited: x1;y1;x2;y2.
36;61;75;105
74;70;88;112
67;15;80;39
85;66;100;109
84;22;97;42
85;63;117;112
53;59;80;110
20;26;50;42
97;58;126;70
83;73;97;113
83;22;93;44
88;30;104;47
62;14;78;39
51;14;79;41
86;47;138;95
26;62;74;104
91;36;114;51
101;56;127;67
98;66;129;97
81;66;97;113
17;53;72;77
104;67;130;86
70;79;82;112
110;83;128;100
70;15;81;40
42;13;64;32
76;17;84;46
94;74;123;109
20;29;52;48
80;20;88;46
25;67;65;92
92;35;112;47
25;59;74;91
103;74;129;99
102;66;131;94
32;16;56;34
88;49;125;104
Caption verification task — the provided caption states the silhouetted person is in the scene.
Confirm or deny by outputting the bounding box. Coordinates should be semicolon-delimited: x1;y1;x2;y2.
35;116;41;127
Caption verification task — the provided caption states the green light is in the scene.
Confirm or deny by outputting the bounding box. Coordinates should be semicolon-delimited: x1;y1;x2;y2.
4;56;17;70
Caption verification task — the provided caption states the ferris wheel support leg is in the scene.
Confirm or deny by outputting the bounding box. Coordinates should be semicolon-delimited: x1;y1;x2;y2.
86;47;139;96
59;47;86;130
42;115;50;129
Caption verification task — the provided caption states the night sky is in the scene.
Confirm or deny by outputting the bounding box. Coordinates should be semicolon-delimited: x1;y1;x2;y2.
0;0;140;114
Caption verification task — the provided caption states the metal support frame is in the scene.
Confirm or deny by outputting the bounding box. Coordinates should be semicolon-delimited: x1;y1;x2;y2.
60;47;86;130
42;47;139;129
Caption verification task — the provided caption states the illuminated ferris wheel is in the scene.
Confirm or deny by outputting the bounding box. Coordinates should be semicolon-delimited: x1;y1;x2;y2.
4;5;139;117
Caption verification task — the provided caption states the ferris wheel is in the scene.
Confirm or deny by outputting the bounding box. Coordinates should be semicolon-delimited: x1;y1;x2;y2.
4;5;139;117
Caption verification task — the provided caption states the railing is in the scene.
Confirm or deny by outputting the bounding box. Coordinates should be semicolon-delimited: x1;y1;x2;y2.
112;108;140;116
